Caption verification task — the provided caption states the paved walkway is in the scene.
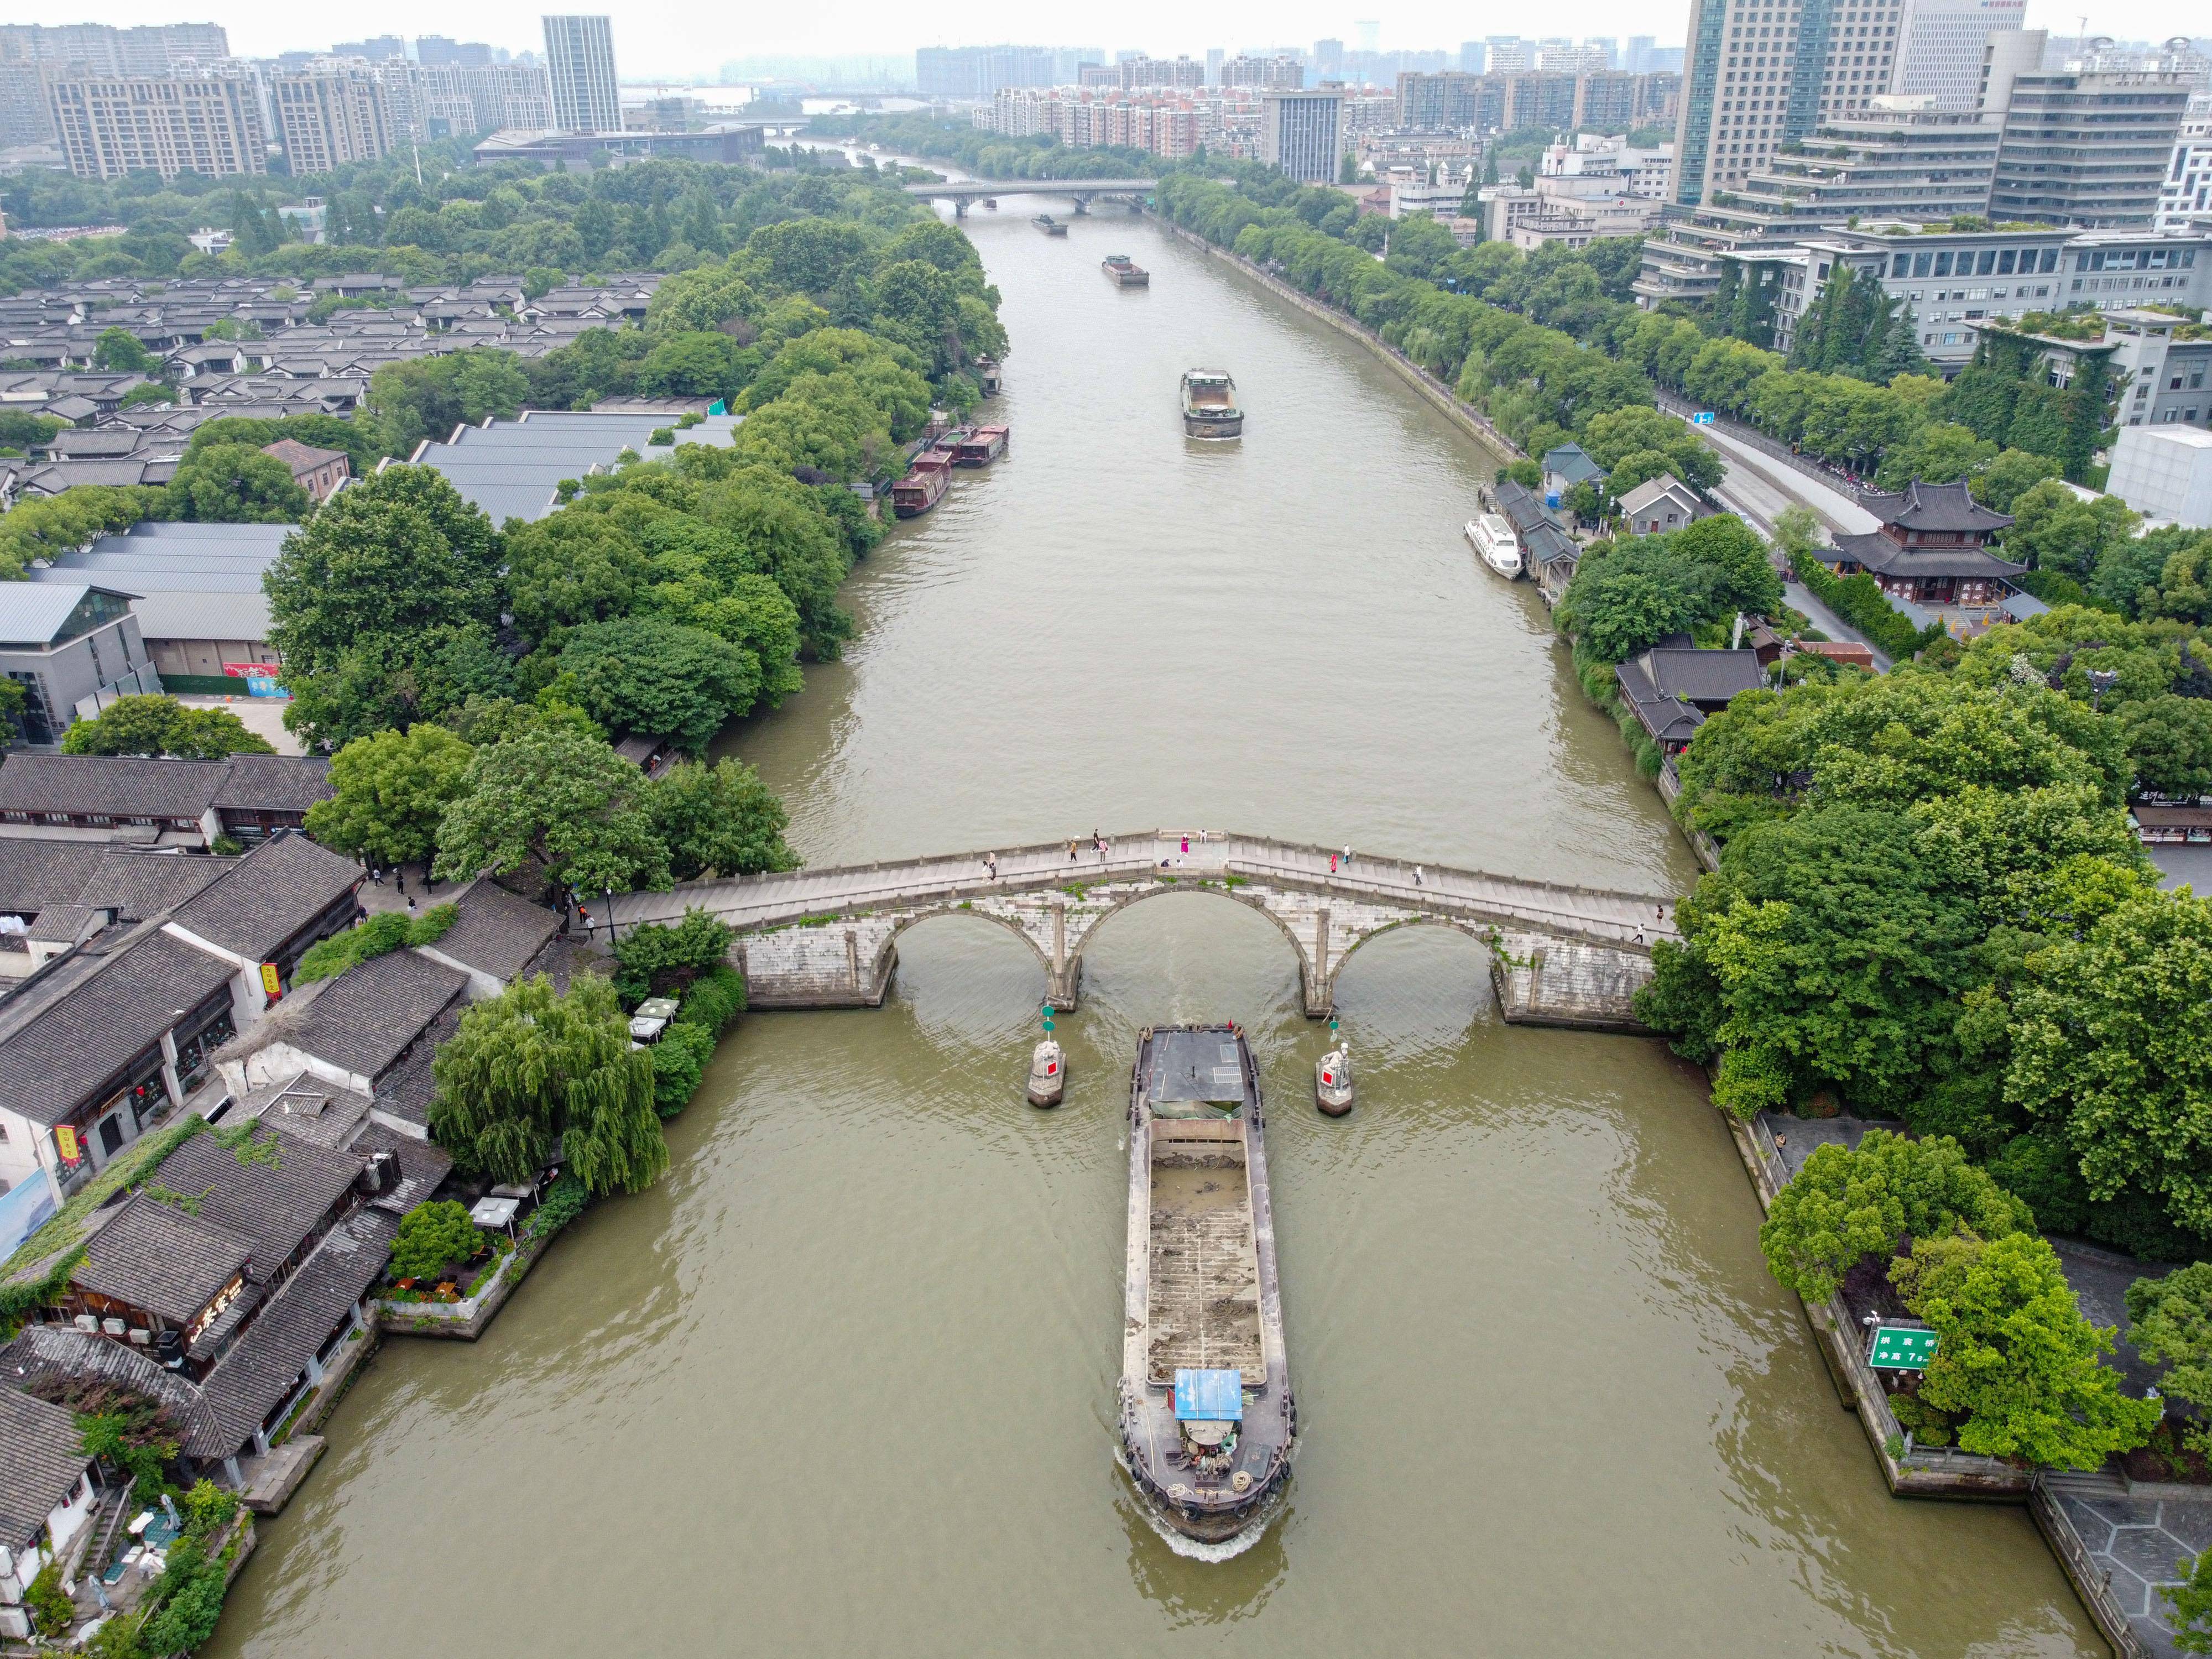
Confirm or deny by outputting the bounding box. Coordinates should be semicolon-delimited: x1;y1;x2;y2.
2048;1479;2212;1658
603;830;1679;950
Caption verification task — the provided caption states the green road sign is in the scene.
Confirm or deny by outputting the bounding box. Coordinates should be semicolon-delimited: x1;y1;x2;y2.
1868;1326;1938;1370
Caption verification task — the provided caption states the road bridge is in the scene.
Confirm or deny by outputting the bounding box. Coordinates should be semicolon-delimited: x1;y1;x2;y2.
585;832;1679;1030
903;179;1159;216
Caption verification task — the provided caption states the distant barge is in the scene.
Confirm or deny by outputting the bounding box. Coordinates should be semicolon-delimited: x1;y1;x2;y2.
1103;253;1150;288
1034;214;1068;236
1118;1025;1295;1545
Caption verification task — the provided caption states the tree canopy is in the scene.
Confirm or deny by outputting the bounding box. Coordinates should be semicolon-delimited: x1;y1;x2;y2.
59;695;273;760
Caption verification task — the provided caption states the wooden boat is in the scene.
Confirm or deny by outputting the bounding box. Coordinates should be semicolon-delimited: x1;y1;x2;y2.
1118;1024;1295;1545
1102;253;1151;288
1034;214;1068;236
952;425;1008;466
1465;513;1523;578
890;454;952;517
1181;370;1243;440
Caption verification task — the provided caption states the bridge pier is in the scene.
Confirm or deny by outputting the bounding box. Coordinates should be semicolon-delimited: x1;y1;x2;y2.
1069;196;1089;215
952;200;967;218
1046;898;1082;1011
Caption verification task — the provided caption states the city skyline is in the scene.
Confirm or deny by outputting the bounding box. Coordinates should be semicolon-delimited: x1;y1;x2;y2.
67;0;2210;76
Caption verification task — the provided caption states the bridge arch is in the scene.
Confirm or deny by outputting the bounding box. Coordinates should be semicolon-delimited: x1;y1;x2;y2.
1318;914;1500;1007
1061;881;1320;1005
865;902;1052;988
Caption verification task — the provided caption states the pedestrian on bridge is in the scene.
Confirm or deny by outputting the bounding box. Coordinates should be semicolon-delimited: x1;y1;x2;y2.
1068;839;1078;862
1181;834;1189;855
1343;846;1353;869
1413;865;1425;887
1329;853;1338;874
985;852;999;881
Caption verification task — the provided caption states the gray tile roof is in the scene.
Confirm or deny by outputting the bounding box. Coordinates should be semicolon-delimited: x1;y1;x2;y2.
167;833;359;960
368;1002;461;1130
0;1385;92;1551
196;1207;394;1455
210;755;330;813
1615;658;1705;745
350;1123;453;1213
0;925;237;1125
146;1125;364;1287
1829;530;2026;580
1635;646;1767;707
72;1192;252;1324
0;840;228;921
236;1070;371;1150
0;754;231;821
1864;479;2014;535
0;1324;222;1459
427;881;557;983
273;948;467;1083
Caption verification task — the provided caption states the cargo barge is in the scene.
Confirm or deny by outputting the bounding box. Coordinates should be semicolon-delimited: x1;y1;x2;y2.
890;452;951;517
1034;214;1068;236
1103;253;1151;288
953;425;1008;466
1117;1024;1295;1546
1181;370;1243;440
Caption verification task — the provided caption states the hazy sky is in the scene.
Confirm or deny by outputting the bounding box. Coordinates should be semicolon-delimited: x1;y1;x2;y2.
89;0;2204;76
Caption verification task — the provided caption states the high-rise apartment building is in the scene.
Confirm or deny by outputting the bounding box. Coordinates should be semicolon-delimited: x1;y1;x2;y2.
1119;56;1205;90
1987;64;2193;227
1625;36;1659;72
334;36;405;62
1261;87;1342;182
2158;92;2212;228
416;35;497;67
1224;55;1303;91
46;72;265;179
542;14;618;133
1671;0;1905;207
914;44;1053;99
1314;39;1347;79
272;64;394;173
1206;48;1225;86
1460;42;1489;74
1889;0;2023;110
0;23;228;74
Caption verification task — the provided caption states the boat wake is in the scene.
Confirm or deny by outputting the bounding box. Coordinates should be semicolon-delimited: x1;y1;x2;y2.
1117;1447;1292;1562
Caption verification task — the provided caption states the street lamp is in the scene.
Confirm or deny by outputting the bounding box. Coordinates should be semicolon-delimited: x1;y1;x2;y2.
2088;668;2119;710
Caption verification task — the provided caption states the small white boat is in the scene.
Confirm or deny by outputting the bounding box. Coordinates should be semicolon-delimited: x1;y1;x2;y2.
1465;513;1523;579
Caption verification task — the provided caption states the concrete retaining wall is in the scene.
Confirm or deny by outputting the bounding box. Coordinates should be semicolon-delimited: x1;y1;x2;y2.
371;1223;561;1342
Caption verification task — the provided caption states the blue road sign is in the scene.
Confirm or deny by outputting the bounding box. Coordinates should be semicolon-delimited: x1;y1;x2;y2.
1691;411;1716;426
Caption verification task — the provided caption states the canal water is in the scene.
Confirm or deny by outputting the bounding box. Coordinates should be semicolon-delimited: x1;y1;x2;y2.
203;205;2102;1656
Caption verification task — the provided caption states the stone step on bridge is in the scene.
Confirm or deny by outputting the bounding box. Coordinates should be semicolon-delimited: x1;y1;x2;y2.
586;832;1679;1031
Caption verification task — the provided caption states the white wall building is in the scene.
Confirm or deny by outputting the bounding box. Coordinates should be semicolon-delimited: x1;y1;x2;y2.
2159;92;2212;228
1261;88;1343;182
1890;0;2025;110
2109;424;2212;528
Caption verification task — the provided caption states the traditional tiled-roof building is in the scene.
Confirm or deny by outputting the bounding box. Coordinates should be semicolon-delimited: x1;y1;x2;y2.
1820;480;2021;607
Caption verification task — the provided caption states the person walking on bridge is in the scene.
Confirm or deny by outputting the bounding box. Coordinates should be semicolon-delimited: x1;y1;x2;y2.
1413;865;1425;887
1329;852;1338;874
1068;839;1078;862
985;852;998;881
1343;846;1353;869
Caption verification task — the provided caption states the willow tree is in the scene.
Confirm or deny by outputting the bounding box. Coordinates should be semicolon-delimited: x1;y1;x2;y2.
430;973;666;1196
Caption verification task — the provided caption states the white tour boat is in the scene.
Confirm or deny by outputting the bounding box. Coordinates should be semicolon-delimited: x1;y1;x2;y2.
1465;513;1524;579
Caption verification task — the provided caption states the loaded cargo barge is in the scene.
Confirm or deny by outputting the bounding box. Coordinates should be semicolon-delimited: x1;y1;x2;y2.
1117;1024;1295;1546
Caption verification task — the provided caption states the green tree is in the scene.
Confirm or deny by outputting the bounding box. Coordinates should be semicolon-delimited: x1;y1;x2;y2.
2007;886;2212;1241
1890;1230;2158;1468
2125;1262;2212;1453
165;441;310;523
1756;1128;2032;1303
60;694;273;760
305;724;474;868
430;972;667;1195
432;727;671;894
388;1199;483;1281
641;757;797;880
612;906;734;1001
2161;1548;2212;1654
558;615;762;751
503;512;648;645
91;325;155;372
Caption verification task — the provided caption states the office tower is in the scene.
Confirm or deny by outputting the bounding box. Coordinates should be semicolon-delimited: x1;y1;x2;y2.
1989;61;2193;226
335;36;405;62
1587;38;1621;70
1671;0;1906;207
1207;48;1224;86
1890;0;2024;110
914;44;1052;99
1626;36;1658;73
1314;38;1345;79
46;72;265;179
1460;41;1489;74
272;64;394;173
1261;87;1342;181
542;15;619;133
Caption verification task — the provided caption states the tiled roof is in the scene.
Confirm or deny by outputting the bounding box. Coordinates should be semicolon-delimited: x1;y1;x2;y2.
268;948;467;1083
518;933;614;996
1635;646;1767;705
1829;530;2026;580
369;1003;461;1130
236;1070;372;1150
0;1385;92;1551
0;840;228;920
166;833;359;959
72;1192;252;1324
0;925;237;1125
196;1207;394;1455
261;437;347;470
1615;658;1705;744
210;755;331;813
0;754;230;820
1616;473;1700;518
146;1125;364;1286
1862;479;2014;535
350;1123;453;1213
0;1324;223;1458
426;881;557;984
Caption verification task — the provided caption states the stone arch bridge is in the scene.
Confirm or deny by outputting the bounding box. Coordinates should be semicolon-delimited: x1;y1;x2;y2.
583;832;1677;1031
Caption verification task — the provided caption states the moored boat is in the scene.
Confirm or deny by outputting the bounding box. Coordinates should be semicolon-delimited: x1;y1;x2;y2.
1118;1024;1295;1546
1181;369;1243;440
1034;214;1068;236
1102;253;1151;288
1465;513;1523;578
890;453;952;517
953;425;1008;466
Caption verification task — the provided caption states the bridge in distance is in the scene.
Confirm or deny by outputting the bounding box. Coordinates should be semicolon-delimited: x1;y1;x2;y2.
583;831;1678;1029
902;179;1160;215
